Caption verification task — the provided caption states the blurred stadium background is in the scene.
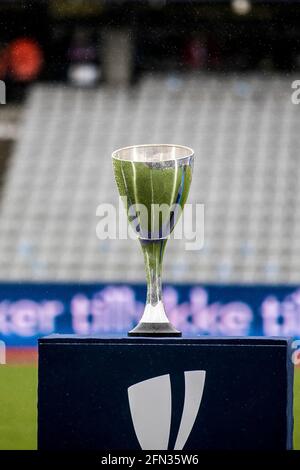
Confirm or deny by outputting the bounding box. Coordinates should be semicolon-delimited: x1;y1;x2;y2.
0;0;299;449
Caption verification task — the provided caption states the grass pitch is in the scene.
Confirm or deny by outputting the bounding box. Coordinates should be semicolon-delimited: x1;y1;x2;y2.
0;365;299;450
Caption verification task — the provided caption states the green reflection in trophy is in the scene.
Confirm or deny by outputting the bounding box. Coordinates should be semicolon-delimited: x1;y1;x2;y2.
112;144;194;337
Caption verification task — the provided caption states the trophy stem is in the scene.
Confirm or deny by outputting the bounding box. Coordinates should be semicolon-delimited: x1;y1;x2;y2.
142;238;166;307
128;239;181;337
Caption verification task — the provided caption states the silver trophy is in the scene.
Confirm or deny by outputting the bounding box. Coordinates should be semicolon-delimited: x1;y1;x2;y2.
112;144;194;336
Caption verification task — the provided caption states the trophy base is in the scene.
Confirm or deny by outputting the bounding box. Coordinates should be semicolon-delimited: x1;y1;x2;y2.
128;322;181;337
38;335;294;450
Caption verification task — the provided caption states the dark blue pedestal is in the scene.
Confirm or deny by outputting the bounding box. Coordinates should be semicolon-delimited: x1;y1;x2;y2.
38;336;294;450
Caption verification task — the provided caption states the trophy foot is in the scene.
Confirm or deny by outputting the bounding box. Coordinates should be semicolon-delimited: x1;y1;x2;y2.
128;322;181;337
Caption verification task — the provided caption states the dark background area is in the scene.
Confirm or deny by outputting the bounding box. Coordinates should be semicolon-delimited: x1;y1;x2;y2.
1;0;300;101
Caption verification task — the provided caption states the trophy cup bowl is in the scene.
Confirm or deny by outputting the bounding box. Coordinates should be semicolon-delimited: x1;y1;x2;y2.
112;144;194;337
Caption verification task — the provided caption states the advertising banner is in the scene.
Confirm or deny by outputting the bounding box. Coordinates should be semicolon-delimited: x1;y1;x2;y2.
0;283;300;346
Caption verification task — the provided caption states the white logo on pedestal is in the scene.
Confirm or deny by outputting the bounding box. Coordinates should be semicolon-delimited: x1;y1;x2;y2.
128;370;206;450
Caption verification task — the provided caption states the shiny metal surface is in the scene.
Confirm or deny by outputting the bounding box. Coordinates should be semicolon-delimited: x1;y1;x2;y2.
112;144;194;240
112;144;194;336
